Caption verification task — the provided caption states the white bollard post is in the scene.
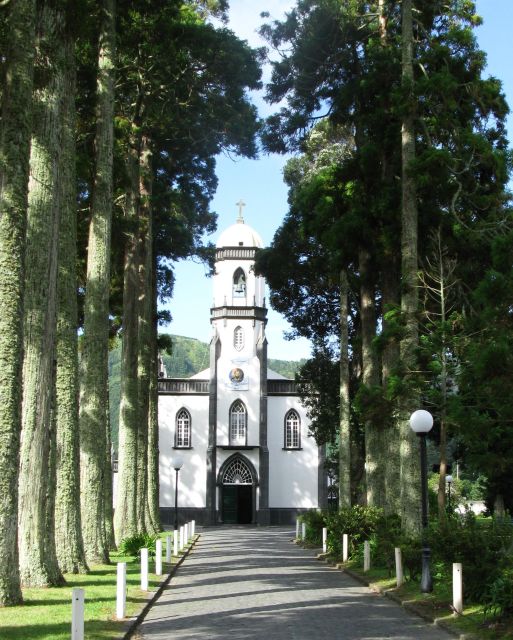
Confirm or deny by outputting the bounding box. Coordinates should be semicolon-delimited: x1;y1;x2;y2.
180;525;184;550
173;529;178;556
364;541;370;572
166;535;171;563
192;520;195;537
301;522;306;540
141;548;149;591
116;563;126;620
71;587;85;640
342;534;349;562
185;522;189;543
395;548;404;587
296;519;300;539
322;527;327;553
453;563;463;614
155;539;162;576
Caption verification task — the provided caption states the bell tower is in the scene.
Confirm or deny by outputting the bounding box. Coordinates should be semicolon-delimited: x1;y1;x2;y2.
205;206;270;525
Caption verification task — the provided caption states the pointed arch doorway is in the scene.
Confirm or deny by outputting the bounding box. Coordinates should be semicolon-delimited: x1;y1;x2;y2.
218;454;257;524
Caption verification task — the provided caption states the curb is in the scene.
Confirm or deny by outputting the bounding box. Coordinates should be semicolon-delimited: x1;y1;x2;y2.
314;552;478;640
119;534;200;640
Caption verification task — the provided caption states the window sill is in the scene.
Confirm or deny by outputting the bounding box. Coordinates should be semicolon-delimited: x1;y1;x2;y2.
282;447;303;451
173;446;193;450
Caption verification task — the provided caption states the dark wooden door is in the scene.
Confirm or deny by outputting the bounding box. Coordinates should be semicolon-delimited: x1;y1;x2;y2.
222;485;253;524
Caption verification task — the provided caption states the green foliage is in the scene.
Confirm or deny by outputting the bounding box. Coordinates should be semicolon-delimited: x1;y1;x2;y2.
298;510;325;546
118;533;159;558
483;568;513;620
428;513;513;600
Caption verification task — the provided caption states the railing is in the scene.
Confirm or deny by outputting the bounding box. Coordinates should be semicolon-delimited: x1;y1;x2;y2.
158;379;209;394
215;247;257;261
267;380;299;395
210;306;267;322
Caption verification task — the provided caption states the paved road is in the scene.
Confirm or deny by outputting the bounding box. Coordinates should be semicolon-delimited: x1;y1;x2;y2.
136;526;451;640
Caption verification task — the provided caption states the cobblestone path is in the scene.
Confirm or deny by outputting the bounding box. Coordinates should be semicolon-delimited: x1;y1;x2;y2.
137;526;451;639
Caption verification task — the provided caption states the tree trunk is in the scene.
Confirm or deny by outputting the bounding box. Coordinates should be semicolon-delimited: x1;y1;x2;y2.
18;2;65;587
360;250;385;507
0;0;36;606
145;257;161;534
115;137;141;542
136;136;153;533
339;270;351;507
54;35;88;574
399;0;421;533
381;261;401;515
79;0;116;564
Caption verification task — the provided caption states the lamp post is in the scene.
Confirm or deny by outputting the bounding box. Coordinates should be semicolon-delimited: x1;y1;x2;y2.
170;454;184;532
446;474;453;512
410;409;434;593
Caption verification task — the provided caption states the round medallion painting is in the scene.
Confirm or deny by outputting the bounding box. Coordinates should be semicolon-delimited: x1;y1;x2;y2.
229;367;245;383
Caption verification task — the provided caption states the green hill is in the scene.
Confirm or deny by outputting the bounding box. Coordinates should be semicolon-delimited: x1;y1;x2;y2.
109;334;307;448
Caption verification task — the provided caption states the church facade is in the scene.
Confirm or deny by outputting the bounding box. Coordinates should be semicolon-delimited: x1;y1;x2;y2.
158;216;326;525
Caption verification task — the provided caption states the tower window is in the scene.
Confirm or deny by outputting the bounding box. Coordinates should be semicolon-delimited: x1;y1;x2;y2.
284;410;300;449
233;267;246;297
175;409;191;448
230;400;247;446
234;326;244;351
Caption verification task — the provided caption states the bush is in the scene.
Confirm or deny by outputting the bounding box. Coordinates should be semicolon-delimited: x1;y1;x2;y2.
483;568;513;619
298;510;325;545
428;512;513;600
324;506;384;558
118;533;159;557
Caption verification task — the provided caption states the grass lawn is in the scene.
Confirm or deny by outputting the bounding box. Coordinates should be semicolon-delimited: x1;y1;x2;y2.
0;533;194;640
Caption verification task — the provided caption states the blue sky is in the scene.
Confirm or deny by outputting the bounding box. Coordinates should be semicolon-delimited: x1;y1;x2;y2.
164;0;513;362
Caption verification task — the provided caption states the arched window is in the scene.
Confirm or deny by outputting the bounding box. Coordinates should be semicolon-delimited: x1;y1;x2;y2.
233;267;246;297
175;409;191;448
284;410;300;449
233;325;244;351
230;400;247;446
222;457;253;485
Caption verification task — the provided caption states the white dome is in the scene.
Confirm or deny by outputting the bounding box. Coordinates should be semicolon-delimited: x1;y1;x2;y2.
216;220;264;249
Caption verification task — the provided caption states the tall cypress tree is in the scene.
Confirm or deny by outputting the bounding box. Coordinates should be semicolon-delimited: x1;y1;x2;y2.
0;0;36;605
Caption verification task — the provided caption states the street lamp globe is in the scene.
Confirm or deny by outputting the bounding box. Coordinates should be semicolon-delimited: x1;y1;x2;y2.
409;409;434;434
170;454;184;471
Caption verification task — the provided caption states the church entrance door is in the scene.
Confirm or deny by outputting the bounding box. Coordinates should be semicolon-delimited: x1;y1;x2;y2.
220;455;255;524
222;485;252;524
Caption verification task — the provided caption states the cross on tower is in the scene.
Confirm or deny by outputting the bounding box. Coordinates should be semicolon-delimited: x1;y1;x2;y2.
236;199;246;222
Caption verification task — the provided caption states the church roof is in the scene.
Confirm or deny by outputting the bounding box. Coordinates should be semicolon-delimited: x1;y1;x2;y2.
216;219;263;249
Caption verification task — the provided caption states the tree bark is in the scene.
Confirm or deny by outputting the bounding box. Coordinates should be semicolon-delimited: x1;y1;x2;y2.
145;246;161;534
381;261;401;515
136;136;153;533
54;34;88;575
338;270;351;507
360;249;385;507
115;137;141;542
79;0;116;564
0;0;36;606
399;0;421;533
18;2;65;587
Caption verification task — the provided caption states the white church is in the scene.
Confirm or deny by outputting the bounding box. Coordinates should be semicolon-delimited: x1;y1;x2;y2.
158;213;326;525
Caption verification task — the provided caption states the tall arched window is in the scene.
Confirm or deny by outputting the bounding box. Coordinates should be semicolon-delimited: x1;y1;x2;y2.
230;400;247;446
284;410;300;449
233;267;246;297
175;408;191;448
233;325;244;351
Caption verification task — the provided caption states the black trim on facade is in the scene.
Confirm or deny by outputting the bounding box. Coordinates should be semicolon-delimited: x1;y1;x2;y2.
267;380;300;395
158;379;209;395
206;332;221;525
257;334;270;525
318;443;328;509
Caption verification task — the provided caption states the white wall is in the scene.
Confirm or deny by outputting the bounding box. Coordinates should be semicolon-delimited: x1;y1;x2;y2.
213;258;265;308
159;394;209;508
268;396;318;509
